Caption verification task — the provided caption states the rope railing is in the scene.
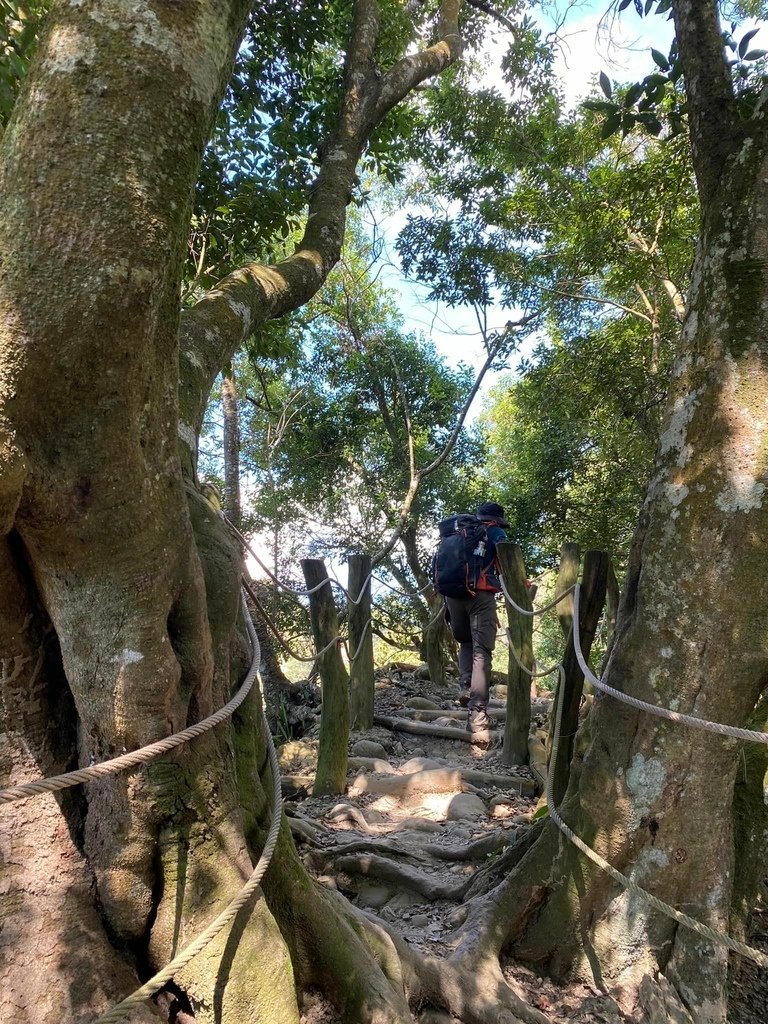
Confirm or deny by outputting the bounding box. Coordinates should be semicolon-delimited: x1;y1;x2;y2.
0;606;262;804
500;575;576;618
571;585;768;746
505;627;561;679
92;594;284;1022
223;513;438;610
546;661;768;969
502;570;768;968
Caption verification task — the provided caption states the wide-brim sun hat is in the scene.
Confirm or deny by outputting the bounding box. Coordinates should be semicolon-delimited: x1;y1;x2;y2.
476;502;509;528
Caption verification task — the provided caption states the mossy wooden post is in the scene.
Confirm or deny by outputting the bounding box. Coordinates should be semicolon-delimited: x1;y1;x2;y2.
497;542;532;766
550;549;609;807
301;558;349;795
555;542;580;637
348;553;374;730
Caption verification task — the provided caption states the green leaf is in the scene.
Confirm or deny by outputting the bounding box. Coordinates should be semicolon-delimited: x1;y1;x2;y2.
599;71;613;99
531;804;549;821
651;48;670;70
744;49;767;61
618;0;632;9
583;99;618;112
625;83;643;107
601;111;622;139
739;28;760;58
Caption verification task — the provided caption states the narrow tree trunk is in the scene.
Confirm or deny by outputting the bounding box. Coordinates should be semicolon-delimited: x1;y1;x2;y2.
221;366;242;528
497;542;532;766
301;558;349;795
349;553;375;729
423;595;451;686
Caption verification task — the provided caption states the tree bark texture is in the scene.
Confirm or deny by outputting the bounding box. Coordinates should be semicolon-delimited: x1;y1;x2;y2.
301;558;349;795
0;3;295;1020
349;553;375;730
497;542;532;766
221;368;242;528
0;2;464;1020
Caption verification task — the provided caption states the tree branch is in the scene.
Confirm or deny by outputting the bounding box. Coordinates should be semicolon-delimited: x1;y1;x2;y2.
371;316;532;566
177;0;463;472
465;0;515;34
552;287;653;324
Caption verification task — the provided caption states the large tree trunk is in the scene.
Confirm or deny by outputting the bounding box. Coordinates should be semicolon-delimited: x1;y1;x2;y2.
0;5;465;1021
0;3;309;1019
454;6;768;1018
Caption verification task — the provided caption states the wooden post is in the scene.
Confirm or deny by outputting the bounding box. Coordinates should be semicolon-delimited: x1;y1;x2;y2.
497;542;532;766
301;558;349;795
555;542;580;637
550;549;609;807
348;553;374;730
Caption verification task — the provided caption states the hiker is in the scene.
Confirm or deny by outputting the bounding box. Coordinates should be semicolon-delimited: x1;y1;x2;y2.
433;501;508;741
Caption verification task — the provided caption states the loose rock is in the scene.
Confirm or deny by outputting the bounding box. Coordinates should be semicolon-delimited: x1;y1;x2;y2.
446;793;487;821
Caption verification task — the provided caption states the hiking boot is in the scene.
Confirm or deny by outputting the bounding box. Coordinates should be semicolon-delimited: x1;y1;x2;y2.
457;687;470;707
467;707;493;745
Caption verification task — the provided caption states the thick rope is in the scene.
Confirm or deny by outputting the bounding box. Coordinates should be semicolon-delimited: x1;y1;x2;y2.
500;576;576;617
223;516;361;602
571;585;768;745
505;628;561;679
92;593;283;1022
371;573;433;598
547;666;768;968
346;618;373;663
0;609;261;804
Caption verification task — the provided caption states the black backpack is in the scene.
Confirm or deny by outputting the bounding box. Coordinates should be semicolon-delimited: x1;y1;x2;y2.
432;514;490;598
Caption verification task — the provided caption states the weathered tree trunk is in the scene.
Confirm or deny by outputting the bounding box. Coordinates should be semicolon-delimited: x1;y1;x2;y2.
400;524;454;682
221;367;242;528
601;558;620;669
349;553;375;730
0;4;297;1020
301;558;349;795
497;542;532;766
455;5;768;1017
0;2;465;1022
423;594;451;686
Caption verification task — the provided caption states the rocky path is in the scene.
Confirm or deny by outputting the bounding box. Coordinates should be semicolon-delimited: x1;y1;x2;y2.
279;664;766;1024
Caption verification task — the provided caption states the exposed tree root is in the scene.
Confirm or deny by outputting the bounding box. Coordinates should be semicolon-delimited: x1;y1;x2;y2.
374;713;481;743
350;765;534;799
639;974;695;1024
326;802;447;835
341;901;553;1024
423;829;521;862
350;766;480;797
332;852;470;901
